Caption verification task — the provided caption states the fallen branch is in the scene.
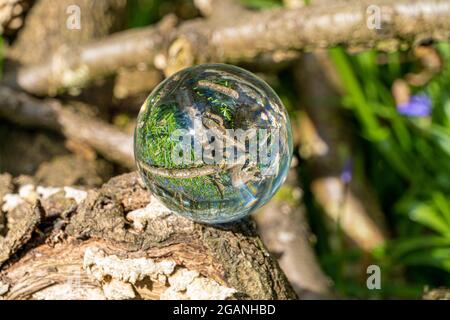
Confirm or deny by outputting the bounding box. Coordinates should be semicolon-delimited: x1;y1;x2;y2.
6;14;177;96
7;0;450;95
295;53;388;252
0;86;134;168
7;0;128;67
0;172;297;300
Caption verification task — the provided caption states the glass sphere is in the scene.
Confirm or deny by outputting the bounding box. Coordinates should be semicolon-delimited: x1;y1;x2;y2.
134;64;292;224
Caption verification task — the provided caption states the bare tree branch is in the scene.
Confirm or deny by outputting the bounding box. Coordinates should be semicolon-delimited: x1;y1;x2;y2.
6;0;450;95
7;0;128;67
295;53;388;252
0;86;134;168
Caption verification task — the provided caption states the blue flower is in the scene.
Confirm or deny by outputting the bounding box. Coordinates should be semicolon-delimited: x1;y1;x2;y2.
340;158;353;184
396;94;432;117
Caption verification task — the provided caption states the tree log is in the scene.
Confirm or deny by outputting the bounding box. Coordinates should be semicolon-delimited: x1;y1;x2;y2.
0;172;297;300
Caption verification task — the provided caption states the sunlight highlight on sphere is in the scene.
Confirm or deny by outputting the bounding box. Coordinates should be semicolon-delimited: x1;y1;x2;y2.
134;64;293;224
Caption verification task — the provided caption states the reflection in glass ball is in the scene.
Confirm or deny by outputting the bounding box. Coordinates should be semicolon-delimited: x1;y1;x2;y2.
134;64;292;224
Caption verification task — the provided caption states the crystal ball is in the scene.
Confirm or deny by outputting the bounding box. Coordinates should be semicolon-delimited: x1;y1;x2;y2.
134;64;292;224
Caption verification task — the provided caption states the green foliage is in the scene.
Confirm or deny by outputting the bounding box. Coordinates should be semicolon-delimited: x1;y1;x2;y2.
127;0;162;28
323;44;450;298
194;80;236;126
127;0;198;28
238;0;283;9
141;102;182;168
139;101;224;201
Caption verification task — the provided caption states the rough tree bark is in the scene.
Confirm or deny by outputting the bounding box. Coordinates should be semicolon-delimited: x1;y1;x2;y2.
0;172;297;300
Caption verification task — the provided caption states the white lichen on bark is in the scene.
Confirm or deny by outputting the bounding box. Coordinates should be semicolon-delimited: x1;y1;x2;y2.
2;194;24;211
83;247;176;284
83;247;236;300
0;281;9;296
1;184;87;212
161;268;236;300
102;279;136;300
126;199;173;231
32;283;106;300
63;187;87;204
36;186;61;199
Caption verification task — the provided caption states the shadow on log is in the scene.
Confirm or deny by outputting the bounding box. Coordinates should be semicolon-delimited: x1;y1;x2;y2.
0;172;297;300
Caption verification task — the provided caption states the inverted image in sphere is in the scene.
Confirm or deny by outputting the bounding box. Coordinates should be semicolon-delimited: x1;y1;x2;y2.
134;64;293;223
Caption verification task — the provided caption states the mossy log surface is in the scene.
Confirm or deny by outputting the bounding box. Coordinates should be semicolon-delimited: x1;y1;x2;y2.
0;172;296;300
